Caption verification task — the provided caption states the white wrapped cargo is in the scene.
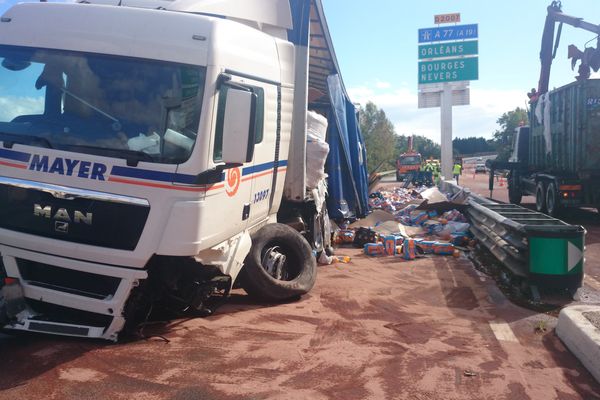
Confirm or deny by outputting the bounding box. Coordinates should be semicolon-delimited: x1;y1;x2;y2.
306;110;329;189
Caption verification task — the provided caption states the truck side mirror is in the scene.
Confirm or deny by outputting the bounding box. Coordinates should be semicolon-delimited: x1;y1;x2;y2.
222;88;257;164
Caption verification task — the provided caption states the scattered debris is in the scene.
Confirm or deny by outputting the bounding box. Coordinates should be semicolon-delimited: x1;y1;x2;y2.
331;185;474;262
534;320;548;334
317;252;352;265
463;370;478;377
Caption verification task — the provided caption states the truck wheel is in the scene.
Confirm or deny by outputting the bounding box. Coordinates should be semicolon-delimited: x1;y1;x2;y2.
508;176;522;205
396;172;402;182
239;223;316;301
545;182;560;216
535;182;546;213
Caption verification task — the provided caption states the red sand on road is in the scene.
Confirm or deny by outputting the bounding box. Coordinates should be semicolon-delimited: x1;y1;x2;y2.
1;253;599;399
1;175;599;399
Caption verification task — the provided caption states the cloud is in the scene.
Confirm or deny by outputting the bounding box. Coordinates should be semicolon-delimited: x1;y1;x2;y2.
0;96;44;121
375;81;391;89
348;83;527;143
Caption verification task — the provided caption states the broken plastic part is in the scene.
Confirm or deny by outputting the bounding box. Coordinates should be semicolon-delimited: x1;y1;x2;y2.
2;282;27;317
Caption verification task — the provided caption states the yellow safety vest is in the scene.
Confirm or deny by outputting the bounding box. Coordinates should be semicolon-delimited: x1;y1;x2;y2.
453;164;462;175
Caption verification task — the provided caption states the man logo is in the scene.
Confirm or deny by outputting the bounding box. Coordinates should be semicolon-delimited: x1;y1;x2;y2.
33;204;93;226
54;221;69;234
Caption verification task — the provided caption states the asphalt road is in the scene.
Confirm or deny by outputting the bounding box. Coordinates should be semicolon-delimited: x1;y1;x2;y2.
1;174;599;399
2;249;600;399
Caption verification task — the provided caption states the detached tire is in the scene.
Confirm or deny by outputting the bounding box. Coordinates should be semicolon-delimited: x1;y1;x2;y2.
240;223;316;301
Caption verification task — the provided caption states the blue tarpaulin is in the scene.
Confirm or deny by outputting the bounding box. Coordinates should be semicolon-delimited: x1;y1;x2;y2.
288;0;369;220
326;74;369;219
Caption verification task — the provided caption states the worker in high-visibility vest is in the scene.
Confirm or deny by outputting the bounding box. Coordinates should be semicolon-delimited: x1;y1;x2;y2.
432;162;441;184
453;162;462;185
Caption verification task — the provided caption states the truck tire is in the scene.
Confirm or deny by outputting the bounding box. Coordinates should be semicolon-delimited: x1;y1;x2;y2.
396;172;402;182
545;182;560;216
508;175;522;205
239;223;317;302
535;182;546;213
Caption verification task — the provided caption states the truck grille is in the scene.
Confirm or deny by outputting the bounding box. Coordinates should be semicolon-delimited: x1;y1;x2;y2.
18;258;121;300
25;299;113;329
0;177;150;250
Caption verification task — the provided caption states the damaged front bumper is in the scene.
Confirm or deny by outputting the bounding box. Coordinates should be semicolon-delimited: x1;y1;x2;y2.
0;244;147;341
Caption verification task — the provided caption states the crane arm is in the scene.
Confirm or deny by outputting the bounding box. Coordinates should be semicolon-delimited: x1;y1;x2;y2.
537;1;600;95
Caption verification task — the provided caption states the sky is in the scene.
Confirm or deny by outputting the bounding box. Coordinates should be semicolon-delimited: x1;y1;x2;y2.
0;0;597;143
321;0;600;143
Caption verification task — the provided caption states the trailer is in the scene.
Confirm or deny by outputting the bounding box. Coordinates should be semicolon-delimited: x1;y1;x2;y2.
0;0;368;340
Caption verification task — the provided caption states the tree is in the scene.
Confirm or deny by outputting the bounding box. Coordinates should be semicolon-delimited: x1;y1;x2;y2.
412;135;441;159
395;134;440;160
358;102;442;172
359;102;397;173
492;107;528;161
453;136;494;155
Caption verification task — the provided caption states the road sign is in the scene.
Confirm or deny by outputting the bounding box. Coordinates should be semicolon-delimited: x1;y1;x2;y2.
418;82;470;108
418;41;478;60
418;88;470;108
434;13;460;24
418;24;478;43
418;57;478;84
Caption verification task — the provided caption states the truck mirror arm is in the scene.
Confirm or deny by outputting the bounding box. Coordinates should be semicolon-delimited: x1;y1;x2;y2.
194;163;242;185
217;73;252;93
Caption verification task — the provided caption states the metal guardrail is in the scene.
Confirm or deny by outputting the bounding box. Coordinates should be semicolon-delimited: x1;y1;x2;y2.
439;180;585;291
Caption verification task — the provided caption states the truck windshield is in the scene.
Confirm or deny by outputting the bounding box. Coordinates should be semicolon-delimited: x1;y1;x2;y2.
0;45;205;164
399;156;421;165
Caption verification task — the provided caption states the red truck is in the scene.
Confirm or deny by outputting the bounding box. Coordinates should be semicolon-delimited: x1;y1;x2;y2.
396;136;422;181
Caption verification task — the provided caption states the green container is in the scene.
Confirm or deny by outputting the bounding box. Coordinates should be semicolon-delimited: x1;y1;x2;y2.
530;79;600;173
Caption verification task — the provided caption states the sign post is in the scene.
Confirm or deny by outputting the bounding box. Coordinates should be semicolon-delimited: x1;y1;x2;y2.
440;83;453;181
417;15;478;180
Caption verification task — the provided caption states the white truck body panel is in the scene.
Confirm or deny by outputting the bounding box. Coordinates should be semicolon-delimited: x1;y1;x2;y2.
0;0;318;341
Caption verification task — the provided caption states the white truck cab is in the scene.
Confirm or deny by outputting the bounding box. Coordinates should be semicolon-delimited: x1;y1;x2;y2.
0;0;368;340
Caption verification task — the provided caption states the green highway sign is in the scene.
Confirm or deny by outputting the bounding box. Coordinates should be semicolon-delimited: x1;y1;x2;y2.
418;57;478;84
418;41;478;60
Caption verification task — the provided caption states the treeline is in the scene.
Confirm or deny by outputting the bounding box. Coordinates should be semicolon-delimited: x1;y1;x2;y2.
359;101;528;173
359;102;440;173
452;137;495;155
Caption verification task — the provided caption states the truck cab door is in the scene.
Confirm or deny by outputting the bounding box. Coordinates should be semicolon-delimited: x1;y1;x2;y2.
207;81;257;238
220;77;279;228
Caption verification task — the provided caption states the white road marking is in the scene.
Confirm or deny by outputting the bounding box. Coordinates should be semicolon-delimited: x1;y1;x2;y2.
489;320;519;343
586;275;600;290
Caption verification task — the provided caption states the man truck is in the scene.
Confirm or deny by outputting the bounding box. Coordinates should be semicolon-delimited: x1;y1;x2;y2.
490;1;600;216
0;0;368;340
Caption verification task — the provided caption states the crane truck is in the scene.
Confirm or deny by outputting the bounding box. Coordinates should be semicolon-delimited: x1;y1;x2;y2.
0;0;368;340
490;1;600;216
395;136;422;182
